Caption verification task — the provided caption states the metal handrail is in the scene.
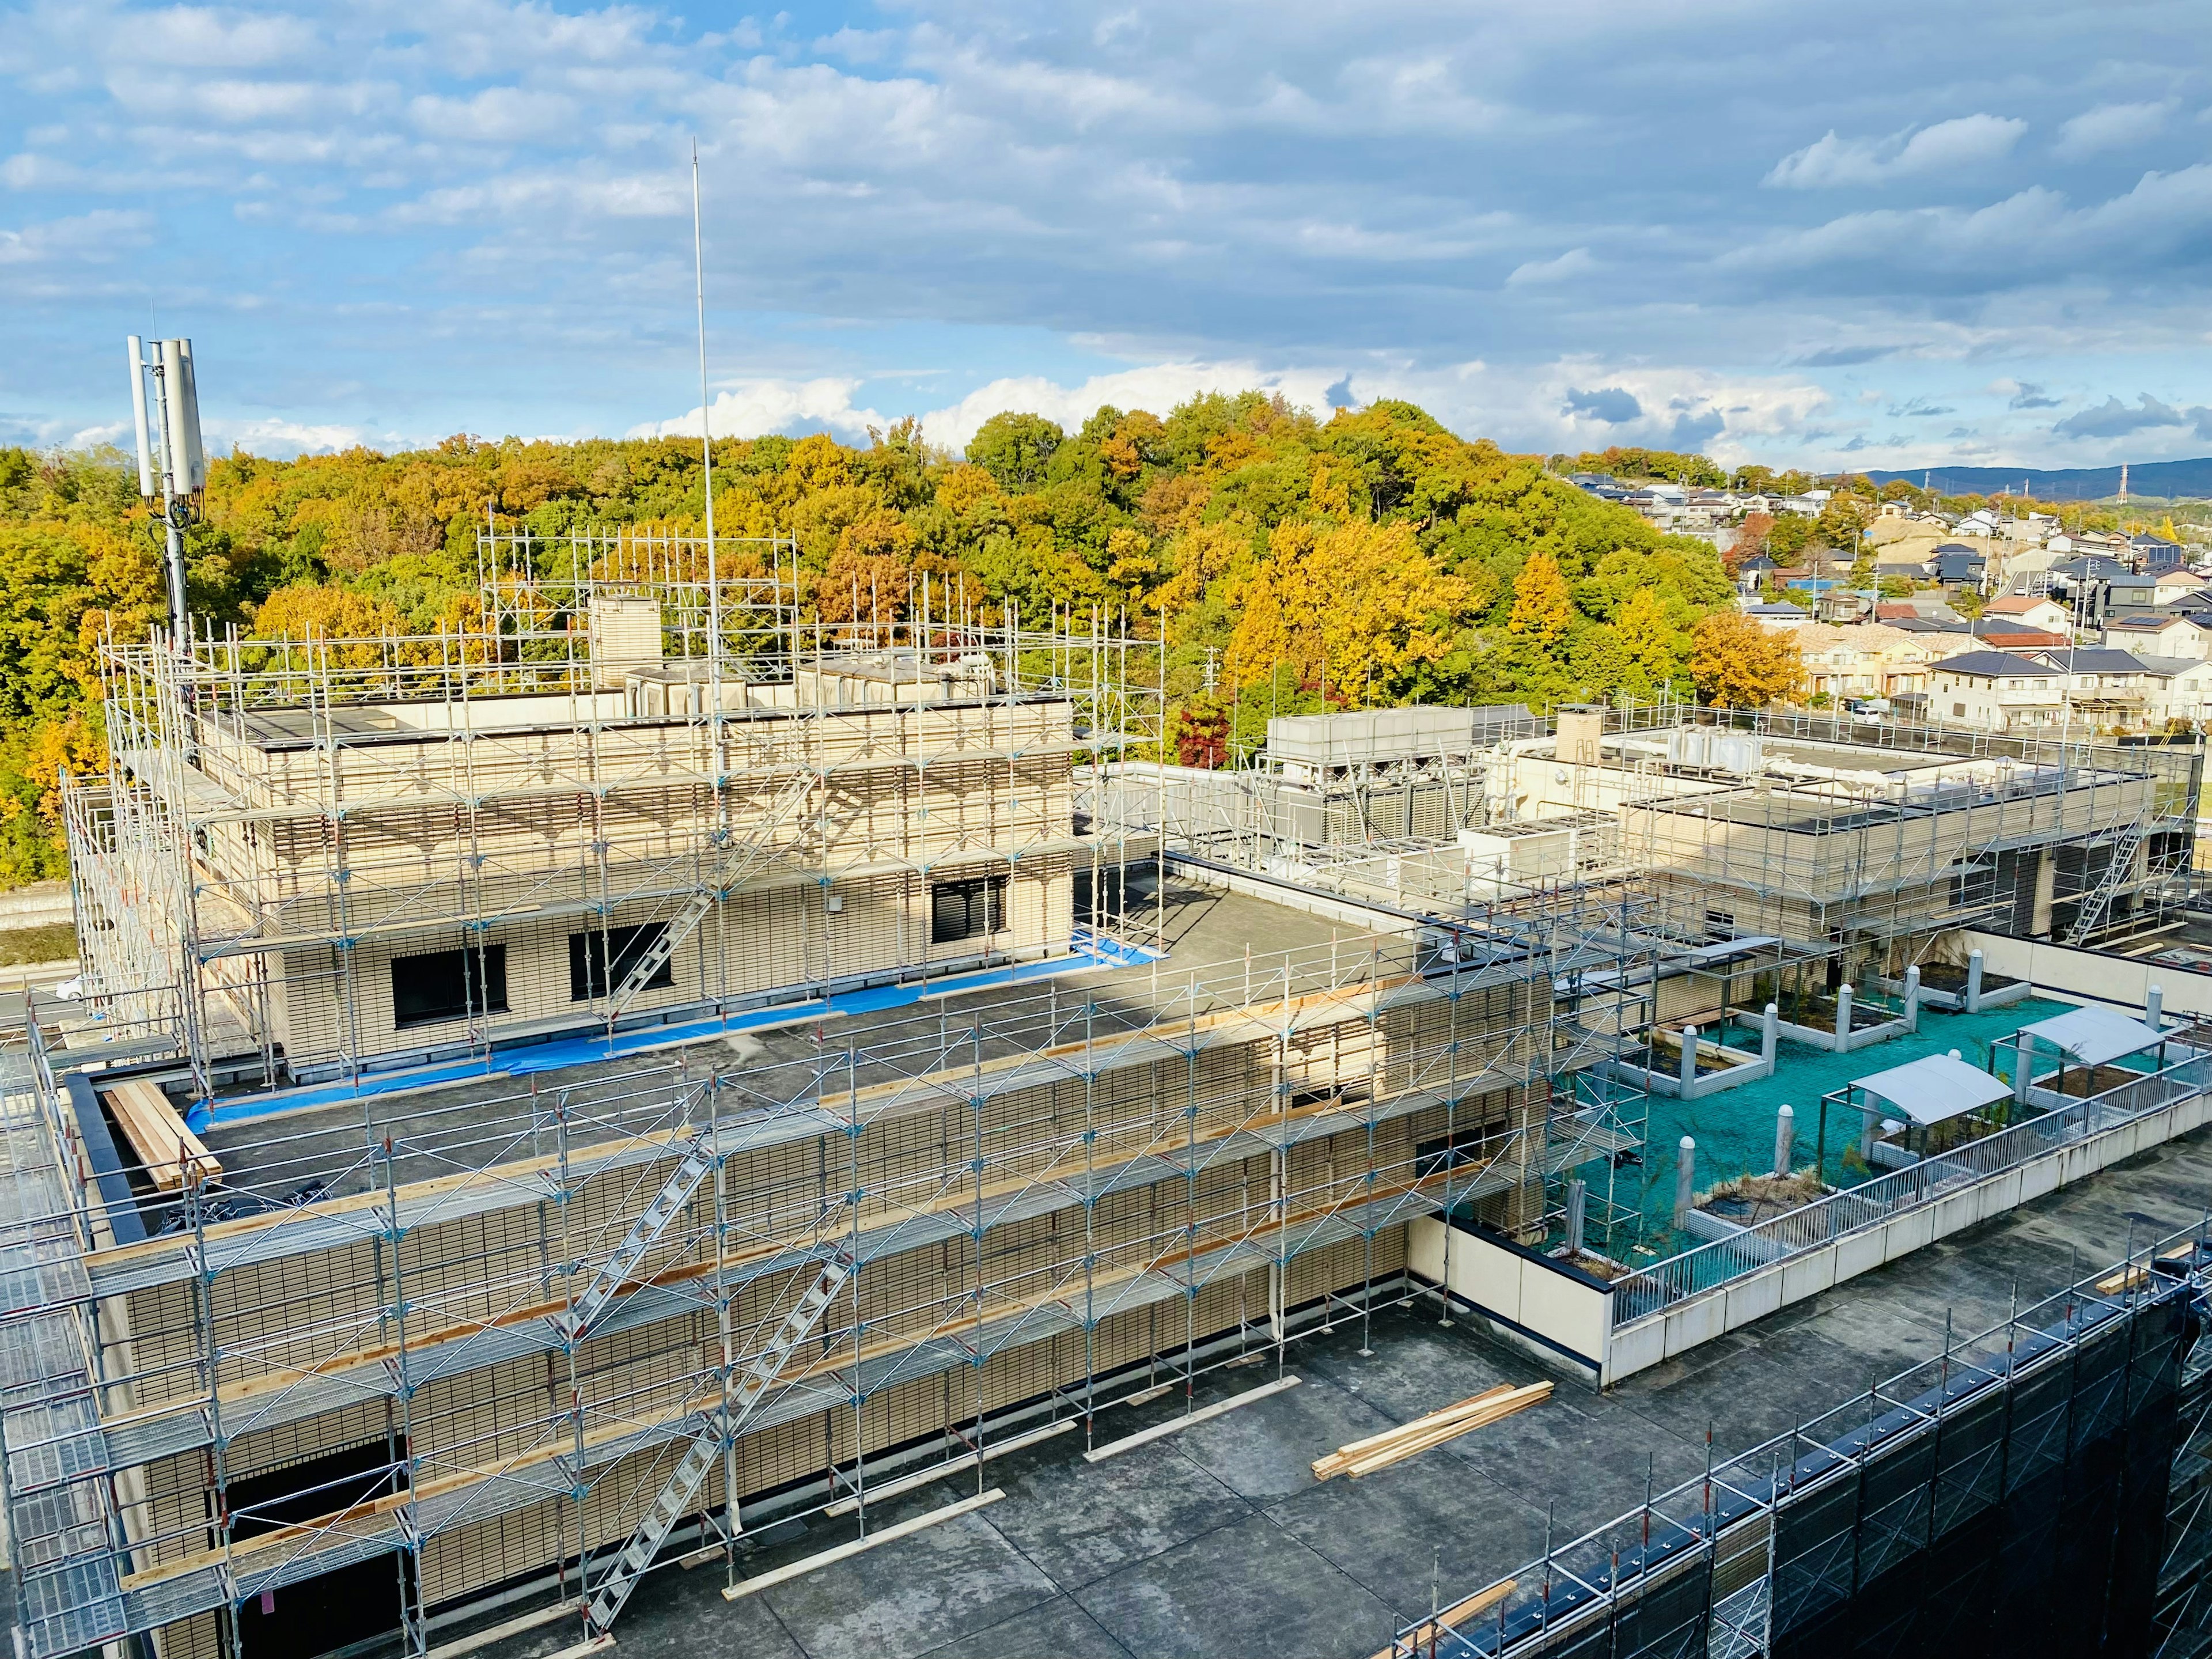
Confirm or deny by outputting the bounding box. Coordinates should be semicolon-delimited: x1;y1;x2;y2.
1611;1046;2212;1323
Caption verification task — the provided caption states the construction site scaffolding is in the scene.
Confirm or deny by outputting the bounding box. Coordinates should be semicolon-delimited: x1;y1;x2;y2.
0;912;1645;1659
59;530;1169;1101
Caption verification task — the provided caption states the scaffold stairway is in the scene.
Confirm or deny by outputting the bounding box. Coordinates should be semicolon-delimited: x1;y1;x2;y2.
558;1126;717;1341
582;1252;852;1634
2065;815;2152;944
605;766;820;1022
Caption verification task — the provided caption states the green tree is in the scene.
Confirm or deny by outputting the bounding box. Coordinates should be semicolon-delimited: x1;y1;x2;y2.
966;413;1065;491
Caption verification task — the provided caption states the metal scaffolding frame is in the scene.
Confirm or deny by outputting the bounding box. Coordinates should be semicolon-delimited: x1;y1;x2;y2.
0;904;1653;1659
58;536;1168;1100
1381;1222;2210;1659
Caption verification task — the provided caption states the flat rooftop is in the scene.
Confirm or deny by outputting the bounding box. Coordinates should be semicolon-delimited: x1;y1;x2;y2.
180;877;1359;1203
426;1089;2212;1659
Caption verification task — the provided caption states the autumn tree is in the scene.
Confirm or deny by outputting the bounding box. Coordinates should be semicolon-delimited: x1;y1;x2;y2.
1688;611;1803;708
1506;550;1574;653
1732;511;1775;570
1615;588;1683;692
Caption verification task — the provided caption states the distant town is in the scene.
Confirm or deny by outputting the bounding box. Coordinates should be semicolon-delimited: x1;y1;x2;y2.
1572;466;2212;736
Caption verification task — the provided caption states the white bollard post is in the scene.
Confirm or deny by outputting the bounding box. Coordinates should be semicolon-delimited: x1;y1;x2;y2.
1673;1137;1695;1229
1903;965;1921;1033
1775;1103;1795;1178
1966;949;1984;1012
2147;983;2164;1030
1565;1178;1587;1257
1680;1024;1700;1095
1762;1002;1779;1072
1835;983;1854;1051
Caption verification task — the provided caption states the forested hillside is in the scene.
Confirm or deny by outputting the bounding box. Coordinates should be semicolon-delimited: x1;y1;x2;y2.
0;392;1736;886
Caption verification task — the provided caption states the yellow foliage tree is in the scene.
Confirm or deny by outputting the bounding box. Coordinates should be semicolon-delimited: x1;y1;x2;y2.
251;585;410;671
1156;520;1253;613
1614;588;1680;688
1508;550;1574;653
1688;611;1803;708
1227;520;1469;704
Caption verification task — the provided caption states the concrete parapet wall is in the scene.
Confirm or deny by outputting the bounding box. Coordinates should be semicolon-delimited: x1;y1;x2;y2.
1602;1082;2212;1386
1408;1217;1611;1381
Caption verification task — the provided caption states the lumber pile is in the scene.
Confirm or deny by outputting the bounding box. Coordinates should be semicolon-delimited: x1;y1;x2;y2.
1313;1381;1552;1481
2095;1264;2149;1296
101;1080;220;1191
1366;1579;1516;1659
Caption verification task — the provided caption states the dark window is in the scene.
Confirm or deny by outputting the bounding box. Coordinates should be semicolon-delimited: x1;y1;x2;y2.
228;1439;410;1659
1416;1130;1486;1180
569;923;673;1001
391;945;506;1029
930;876;1007;944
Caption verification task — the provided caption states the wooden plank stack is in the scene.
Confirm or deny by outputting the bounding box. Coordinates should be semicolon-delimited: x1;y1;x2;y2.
100;1080;221;1191
1366;1578;1517;1659
1313;1381;1552;1482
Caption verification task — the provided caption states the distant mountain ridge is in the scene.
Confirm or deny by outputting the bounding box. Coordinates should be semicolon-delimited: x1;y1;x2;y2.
1861;457;2212;502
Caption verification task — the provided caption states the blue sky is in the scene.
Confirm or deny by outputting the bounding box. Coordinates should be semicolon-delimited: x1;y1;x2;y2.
3;0;2210;470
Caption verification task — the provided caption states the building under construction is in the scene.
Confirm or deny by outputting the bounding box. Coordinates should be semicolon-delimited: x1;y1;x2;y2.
10;567;2211;1659
6;543;1658;1659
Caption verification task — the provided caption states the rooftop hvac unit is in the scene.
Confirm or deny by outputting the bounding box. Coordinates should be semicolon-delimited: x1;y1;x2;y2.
1666;728;1763;775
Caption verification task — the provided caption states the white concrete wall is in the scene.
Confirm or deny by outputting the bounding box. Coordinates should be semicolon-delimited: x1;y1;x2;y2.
1965;929;2212;1020
1408;1216;1612;1376
1602;1085;2212;1385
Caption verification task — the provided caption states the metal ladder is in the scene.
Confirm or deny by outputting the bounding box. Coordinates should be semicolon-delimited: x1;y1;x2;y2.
558;1126;717;1342
581;1252;853;1635
603;766;820;1024
2066;815;2153;944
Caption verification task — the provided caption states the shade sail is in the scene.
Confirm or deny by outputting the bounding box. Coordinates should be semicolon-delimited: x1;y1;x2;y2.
2018;1003;2162;1069
1850;1053;2013;1127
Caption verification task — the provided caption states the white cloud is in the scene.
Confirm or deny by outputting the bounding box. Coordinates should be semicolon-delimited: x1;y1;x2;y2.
1505;247;1594;286
218;416;375;456
627;379;887;445
623;357;1830;466
0;207;153;265
2054;100;2172;161
1764;114;2027;189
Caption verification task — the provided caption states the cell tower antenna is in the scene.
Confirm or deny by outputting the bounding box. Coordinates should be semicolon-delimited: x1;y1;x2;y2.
693;137;720;672
2120;462;2129;503
126;335;205;649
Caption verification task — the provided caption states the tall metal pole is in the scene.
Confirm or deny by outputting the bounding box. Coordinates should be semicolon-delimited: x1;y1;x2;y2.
693;139;721;675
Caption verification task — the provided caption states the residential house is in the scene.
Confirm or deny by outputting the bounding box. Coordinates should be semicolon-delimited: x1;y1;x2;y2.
1735;554;1779;595
2047;530;2128;558
1815;589;1876;624
1964;622;2069;652
1929;546;1987;588
2131;533;2185;573
2136;656;2212;728
2156;570;2209;605
1928;651;2065;731
1745;601;1810;630
2105;573;2166;617
2025;647;2153;729
1793;623;1964;704
2107;612;2212;660
1982;593;2072;632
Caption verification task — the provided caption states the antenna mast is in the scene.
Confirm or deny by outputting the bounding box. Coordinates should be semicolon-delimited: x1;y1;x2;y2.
693;138;720;673
126;335;206;650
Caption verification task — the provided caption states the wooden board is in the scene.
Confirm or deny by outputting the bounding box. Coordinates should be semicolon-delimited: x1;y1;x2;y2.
101;1080;221;1191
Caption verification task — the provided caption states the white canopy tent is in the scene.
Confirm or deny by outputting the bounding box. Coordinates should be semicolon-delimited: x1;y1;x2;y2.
2016;1004;2165;1073
1849;1053;2014;1128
